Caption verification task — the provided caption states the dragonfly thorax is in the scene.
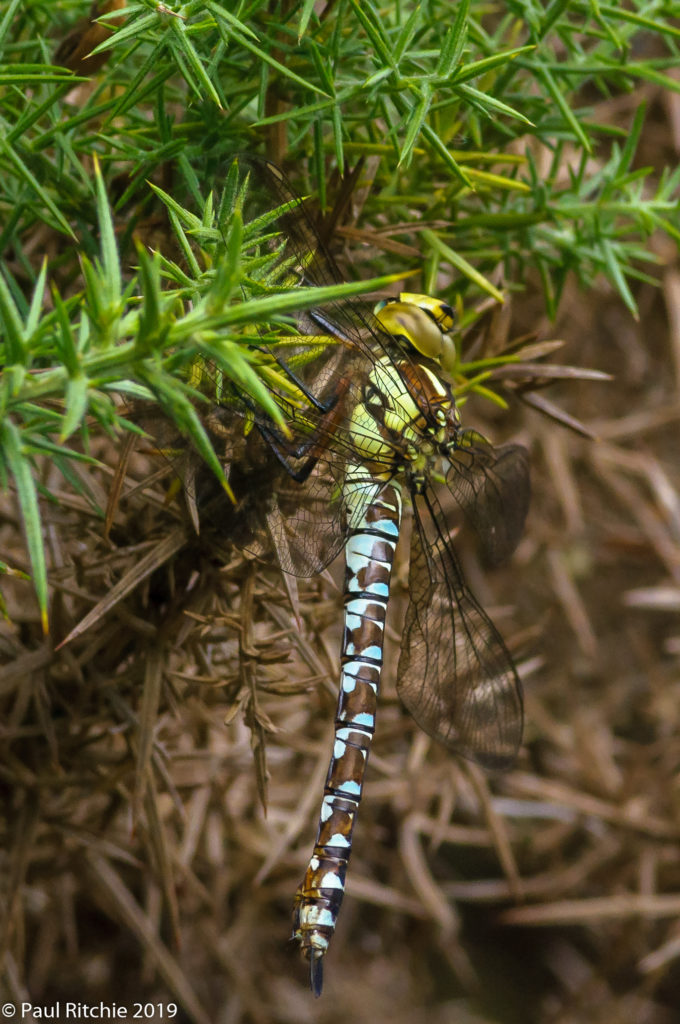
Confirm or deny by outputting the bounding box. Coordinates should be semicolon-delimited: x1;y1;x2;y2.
347;354;456;483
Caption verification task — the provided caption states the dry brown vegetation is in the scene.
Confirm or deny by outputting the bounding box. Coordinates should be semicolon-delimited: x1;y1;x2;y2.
2;87;680;1024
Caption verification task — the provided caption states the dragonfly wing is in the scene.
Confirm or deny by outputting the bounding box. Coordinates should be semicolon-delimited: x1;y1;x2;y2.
146;160;454;581
225;451;350;577
396;489;523;769
243;158;390;369
447;435;530;566
186;416;383;577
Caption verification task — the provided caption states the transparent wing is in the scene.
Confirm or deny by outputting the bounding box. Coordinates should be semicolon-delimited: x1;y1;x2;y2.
396;487;523;769
241;158;395;373
179;398;395;577
198;440;350;577
162;159;431;578
446;432;530;566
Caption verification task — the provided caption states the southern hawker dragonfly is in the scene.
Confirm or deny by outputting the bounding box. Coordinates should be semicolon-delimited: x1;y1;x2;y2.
181;160;530;995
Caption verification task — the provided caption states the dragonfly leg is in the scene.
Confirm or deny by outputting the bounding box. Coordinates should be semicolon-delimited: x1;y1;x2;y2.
257;376;350;484
266;345;339;414
257;423;321;483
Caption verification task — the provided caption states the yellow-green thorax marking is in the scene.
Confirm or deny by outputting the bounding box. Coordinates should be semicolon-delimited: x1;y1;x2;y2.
347;353;456;481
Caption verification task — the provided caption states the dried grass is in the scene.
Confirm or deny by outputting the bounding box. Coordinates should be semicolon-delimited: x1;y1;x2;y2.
2;95;680;1024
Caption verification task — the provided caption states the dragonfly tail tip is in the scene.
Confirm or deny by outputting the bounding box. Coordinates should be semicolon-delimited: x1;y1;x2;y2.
310;953;324;997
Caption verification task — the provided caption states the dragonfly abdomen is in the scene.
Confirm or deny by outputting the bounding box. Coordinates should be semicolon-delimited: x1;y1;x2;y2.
293;481;403;995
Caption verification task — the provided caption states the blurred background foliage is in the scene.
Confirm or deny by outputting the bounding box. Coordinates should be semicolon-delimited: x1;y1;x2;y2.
1;2;680;1022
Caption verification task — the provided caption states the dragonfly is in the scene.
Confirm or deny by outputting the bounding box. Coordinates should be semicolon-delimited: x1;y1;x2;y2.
183;160;530;996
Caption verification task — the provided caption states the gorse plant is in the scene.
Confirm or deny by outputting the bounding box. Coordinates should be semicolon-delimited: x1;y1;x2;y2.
0;0;679;625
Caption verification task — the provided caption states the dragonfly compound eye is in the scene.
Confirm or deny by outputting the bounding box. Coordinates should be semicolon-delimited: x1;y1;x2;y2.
374;294;458;374
400;292;456;333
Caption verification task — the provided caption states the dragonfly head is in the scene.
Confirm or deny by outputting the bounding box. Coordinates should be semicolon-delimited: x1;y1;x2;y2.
374;293;457;375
